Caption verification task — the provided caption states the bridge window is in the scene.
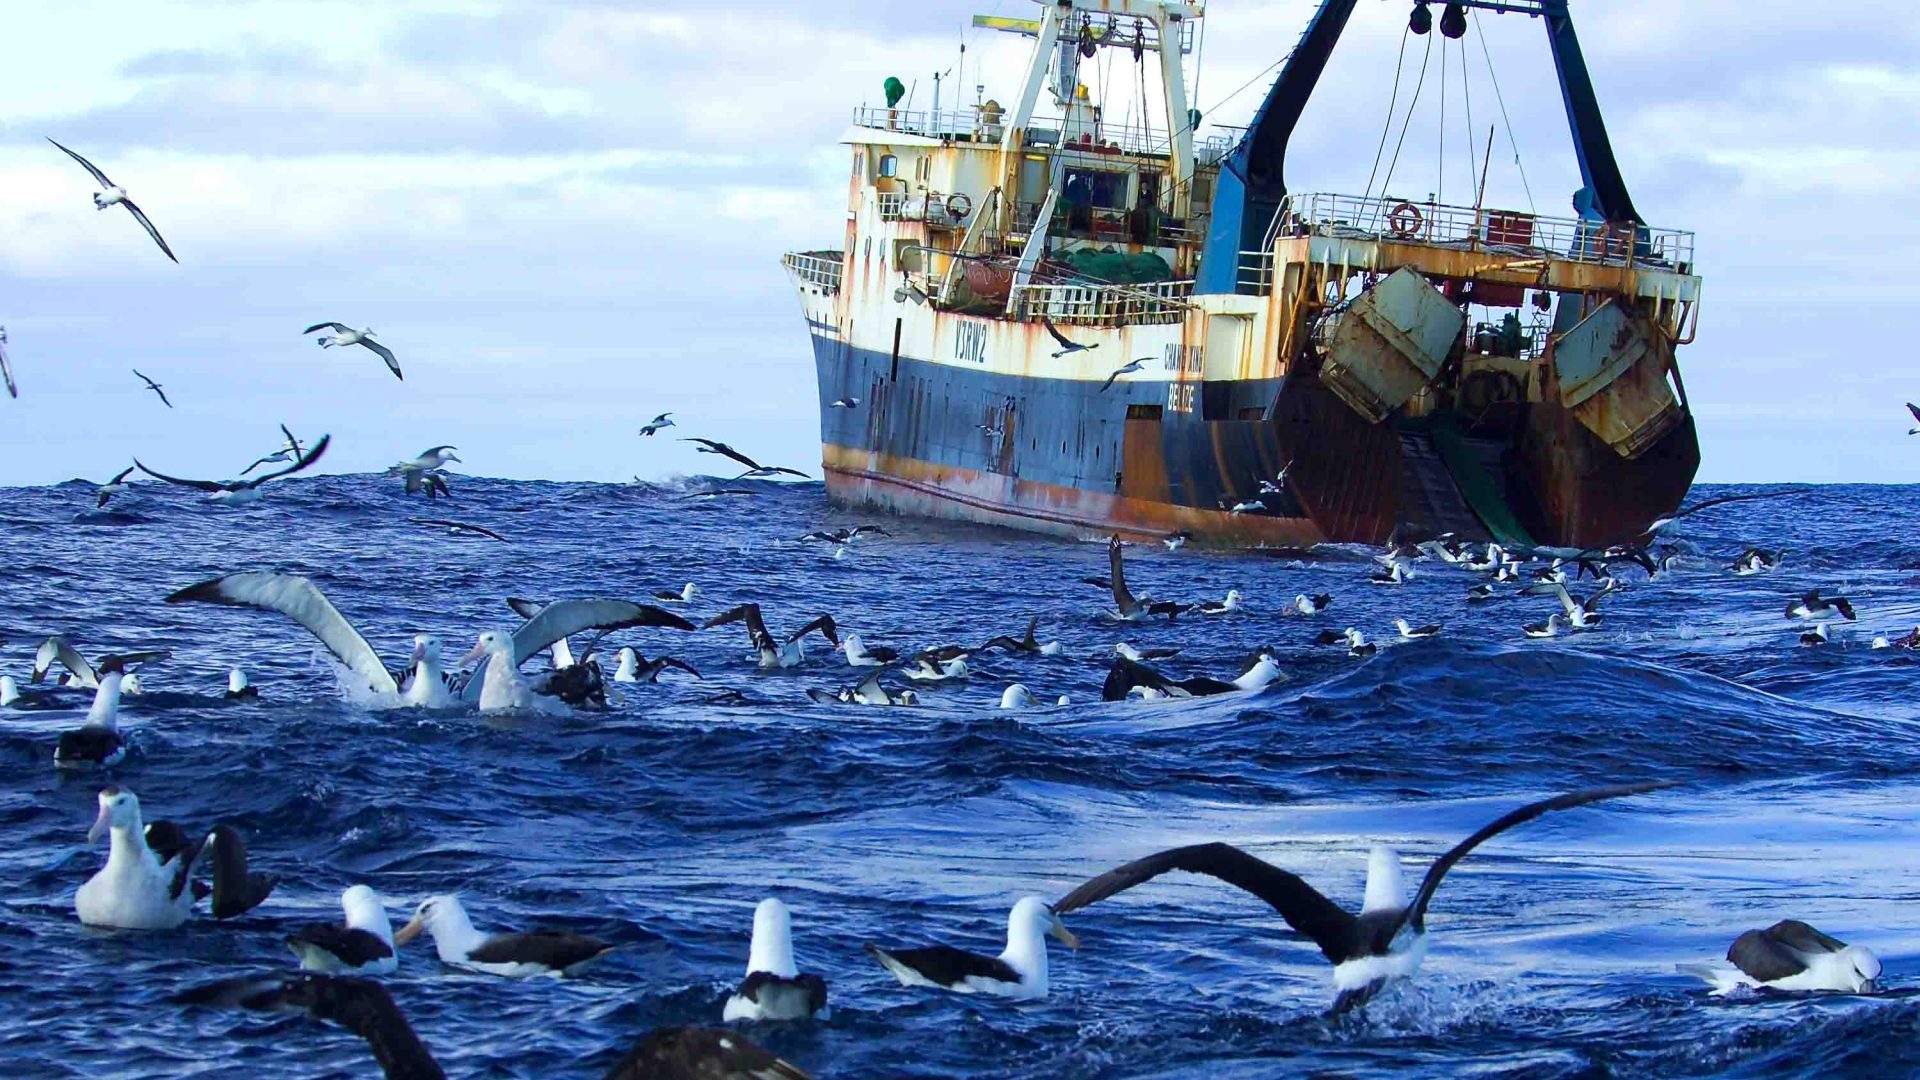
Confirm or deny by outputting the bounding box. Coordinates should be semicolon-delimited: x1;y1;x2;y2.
878;154;899;179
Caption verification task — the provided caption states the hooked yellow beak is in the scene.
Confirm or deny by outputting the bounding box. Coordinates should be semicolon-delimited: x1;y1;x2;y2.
1049;912;1080;951
393;914;426;946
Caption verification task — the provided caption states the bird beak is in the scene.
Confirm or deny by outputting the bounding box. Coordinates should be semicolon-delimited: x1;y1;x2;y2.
393;914;426;946
1048;911;1080;951
459;642;488;668
87;803;112;844
412;640;427;665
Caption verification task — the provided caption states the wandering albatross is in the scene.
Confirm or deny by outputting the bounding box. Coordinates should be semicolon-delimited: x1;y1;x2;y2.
1053;781;1674;1014
306;323;403;380
867;896;1078;1000
76;787;275;928
47;137;178;262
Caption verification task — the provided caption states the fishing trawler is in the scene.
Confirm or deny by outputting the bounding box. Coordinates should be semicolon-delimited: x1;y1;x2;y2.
782;0;1701;548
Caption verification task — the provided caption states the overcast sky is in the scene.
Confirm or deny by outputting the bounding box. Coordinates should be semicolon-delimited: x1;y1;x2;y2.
1;1;1914;487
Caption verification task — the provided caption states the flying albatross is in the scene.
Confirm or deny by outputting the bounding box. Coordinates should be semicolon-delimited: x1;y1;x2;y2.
394;894;614;978
1041;315;1097;358
240;425;305;474
132;368;172;408
306;323;402;379
639;412;675;436
867;896;1078;999
680;437;810;480
723;898;830;1021
1643;487;1814;537
0;325;15;398
47;137;178;262
136;433;330;505
177;973;444;1080
1053;781;1674;1014
1679;920;1882;995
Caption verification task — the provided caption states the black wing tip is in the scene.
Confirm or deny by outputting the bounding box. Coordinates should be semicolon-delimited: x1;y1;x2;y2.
165;575;236;605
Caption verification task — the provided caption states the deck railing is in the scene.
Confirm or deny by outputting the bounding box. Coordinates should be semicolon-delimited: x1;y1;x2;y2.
782;251;843;294
852;106;1235;164
1282;192;1695;272
1009;278;1192;327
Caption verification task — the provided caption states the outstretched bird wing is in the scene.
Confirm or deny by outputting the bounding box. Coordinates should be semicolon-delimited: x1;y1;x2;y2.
414;518;506;542
604;1026;811;1080
1054;841;1360;965
511;599;695;668
174;973;444;1080
359;339;403;380
1041;314;1079;351
280;424;304;456
166;571;398;694
303;322;350;335
46;136;114;188
1666;487;1814;524
1909;402;1920;424
703;603;773;650
244;433;331;488
133;459;230;492
0;334;16;398
120;199;178;263
786;615;839;647
1108;535;1137;613
682;438;763;473
1403;781;1676;930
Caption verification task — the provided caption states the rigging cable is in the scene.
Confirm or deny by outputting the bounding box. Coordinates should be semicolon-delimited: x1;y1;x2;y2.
1460;35;1477;200
1437;28;1447;206
1473;10;1535;215
1361;27;1414;204
1376;29;1435;212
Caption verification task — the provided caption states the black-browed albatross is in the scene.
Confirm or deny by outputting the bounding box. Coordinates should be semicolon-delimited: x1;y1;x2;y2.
1679;920;1882;994
306;323;402;379
1053;781;1674;1014
704;603;838;669
47;137;178;262
868;896;1078;999
394;894;613;978
136;433;330;505
723;898;830;1021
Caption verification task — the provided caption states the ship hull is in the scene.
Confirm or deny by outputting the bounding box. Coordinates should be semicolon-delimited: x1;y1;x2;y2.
808;328;1696;550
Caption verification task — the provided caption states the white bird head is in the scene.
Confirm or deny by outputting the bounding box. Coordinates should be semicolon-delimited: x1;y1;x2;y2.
614;647;639;680
746;897;798;978
460;631;513;668
1841;945;1883;992
342;885;391;932
1000;683;1034;709
412;634;441;667
1362;845;1406;914
88;786;142;843
394;893;468;945
1010;895;1079;951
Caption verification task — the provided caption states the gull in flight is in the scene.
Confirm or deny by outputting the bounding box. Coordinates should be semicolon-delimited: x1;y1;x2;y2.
132;368;172;408
639;412;675;436
47;137;178;263
136;435;330;505
305;323;402;380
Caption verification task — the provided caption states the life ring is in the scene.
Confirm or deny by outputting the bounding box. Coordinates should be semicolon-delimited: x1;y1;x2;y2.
945;193;973;220
1387;201;1423;239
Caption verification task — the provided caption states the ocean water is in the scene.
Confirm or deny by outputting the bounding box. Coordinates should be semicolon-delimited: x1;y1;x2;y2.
3;476;1919;1079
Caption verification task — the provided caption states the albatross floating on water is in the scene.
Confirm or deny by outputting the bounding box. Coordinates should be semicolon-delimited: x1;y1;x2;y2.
867;896;1078;1000
1679;920;1881;994
723;898;829;1022
54;652;169;769
1053;781;1673;1015
288;886;398;975
136;434;330;505
395;895;613;978
306;323;402;380
1102;536;1186;621
76;787;275;928
47;137;178;262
